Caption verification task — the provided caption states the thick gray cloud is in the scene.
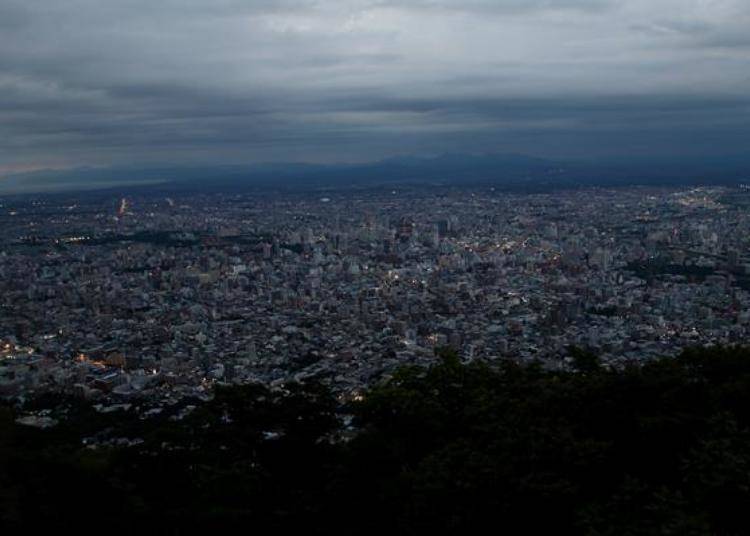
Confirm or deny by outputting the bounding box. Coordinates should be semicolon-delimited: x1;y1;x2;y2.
0;0;749;174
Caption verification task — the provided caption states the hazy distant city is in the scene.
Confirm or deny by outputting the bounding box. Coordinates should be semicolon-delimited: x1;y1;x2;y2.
3;184;750;428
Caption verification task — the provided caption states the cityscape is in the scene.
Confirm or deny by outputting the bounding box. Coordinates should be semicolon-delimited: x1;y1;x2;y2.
3;185;750;429
3;0;750;532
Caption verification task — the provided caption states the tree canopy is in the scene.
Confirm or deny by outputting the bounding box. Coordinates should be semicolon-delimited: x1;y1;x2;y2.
4;346;750;534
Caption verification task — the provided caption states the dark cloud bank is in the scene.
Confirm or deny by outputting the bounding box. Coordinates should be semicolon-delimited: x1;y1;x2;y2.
0;0;749;191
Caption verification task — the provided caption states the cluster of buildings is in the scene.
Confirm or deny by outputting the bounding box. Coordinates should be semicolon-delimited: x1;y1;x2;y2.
2;185;750;418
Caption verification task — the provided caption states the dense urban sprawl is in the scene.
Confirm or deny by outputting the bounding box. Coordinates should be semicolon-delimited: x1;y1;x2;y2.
3;185;750;427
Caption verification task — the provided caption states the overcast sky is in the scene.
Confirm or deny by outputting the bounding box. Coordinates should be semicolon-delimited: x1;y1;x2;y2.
1;0;749;173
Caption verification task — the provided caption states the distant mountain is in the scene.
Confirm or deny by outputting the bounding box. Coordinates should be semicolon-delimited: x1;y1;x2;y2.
1;152;749;195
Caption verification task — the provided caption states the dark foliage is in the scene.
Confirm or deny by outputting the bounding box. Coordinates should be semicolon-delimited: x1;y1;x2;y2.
4;347;750;534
